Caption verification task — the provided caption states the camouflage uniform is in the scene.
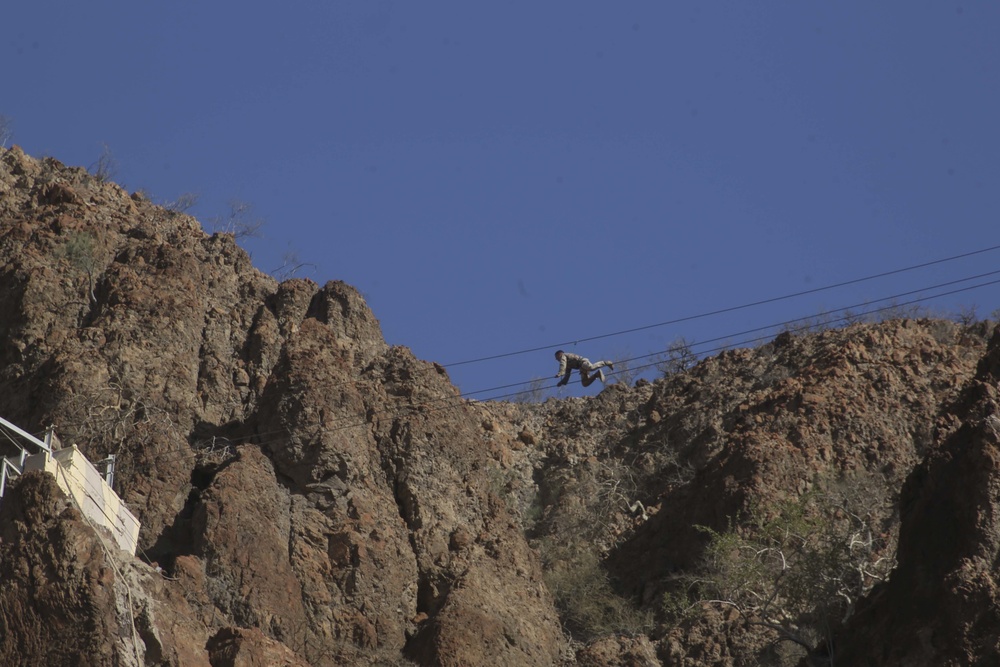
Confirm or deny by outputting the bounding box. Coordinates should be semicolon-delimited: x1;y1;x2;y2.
555;351;613;387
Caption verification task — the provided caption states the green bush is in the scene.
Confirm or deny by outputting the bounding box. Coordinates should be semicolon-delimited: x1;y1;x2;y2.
58;231;102;304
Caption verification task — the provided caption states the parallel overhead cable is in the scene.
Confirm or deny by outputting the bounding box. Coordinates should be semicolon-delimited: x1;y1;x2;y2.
444;242;1000;367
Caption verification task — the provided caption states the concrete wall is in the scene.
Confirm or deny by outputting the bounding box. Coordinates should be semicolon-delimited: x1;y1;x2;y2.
23;446;140;556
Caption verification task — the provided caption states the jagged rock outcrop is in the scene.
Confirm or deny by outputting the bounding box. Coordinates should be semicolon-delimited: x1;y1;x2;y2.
487;318;987;665
827;325;1000;666
2;145;1000;666
611;319;982;588
0;147;566;665
0;472;131;667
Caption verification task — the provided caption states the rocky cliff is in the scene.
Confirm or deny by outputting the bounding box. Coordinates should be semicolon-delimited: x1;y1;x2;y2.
0;146;997;666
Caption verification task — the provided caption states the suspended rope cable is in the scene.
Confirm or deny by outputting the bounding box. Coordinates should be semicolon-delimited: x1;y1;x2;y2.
444;242;1000;367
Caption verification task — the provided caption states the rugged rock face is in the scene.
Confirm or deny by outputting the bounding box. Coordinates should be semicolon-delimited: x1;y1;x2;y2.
0;147;564;666
0;472;127;667
1;145;999;666
828;327;1000;666
489;318;987;666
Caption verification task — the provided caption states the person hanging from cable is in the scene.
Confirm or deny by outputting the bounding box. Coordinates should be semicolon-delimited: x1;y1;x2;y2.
554;350;614;387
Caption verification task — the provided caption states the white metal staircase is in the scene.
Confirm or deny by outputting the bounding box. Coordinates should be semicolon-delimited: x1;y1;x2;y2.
0;415;139;555
0;415;52;498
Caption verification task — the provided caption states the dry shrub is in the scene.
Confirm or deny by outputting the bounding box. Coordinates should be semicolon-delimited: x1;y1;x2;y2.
542;545;652;641
695;472;897;654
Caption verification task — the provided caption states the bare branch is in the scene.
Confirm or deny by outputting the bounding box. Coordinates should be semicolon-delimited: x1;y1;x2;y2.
163;192;199;213
0;115;12;148
212;199;265;240
89;143;118;182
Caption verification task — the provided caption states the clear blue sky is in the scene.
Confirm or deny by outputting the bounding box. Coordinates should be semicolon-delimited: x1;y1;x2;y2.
4;2;999;399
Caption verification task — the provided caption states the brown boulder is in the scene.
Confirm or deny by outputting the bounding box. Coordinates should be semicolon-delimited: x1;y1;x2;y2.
206;627;309;667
